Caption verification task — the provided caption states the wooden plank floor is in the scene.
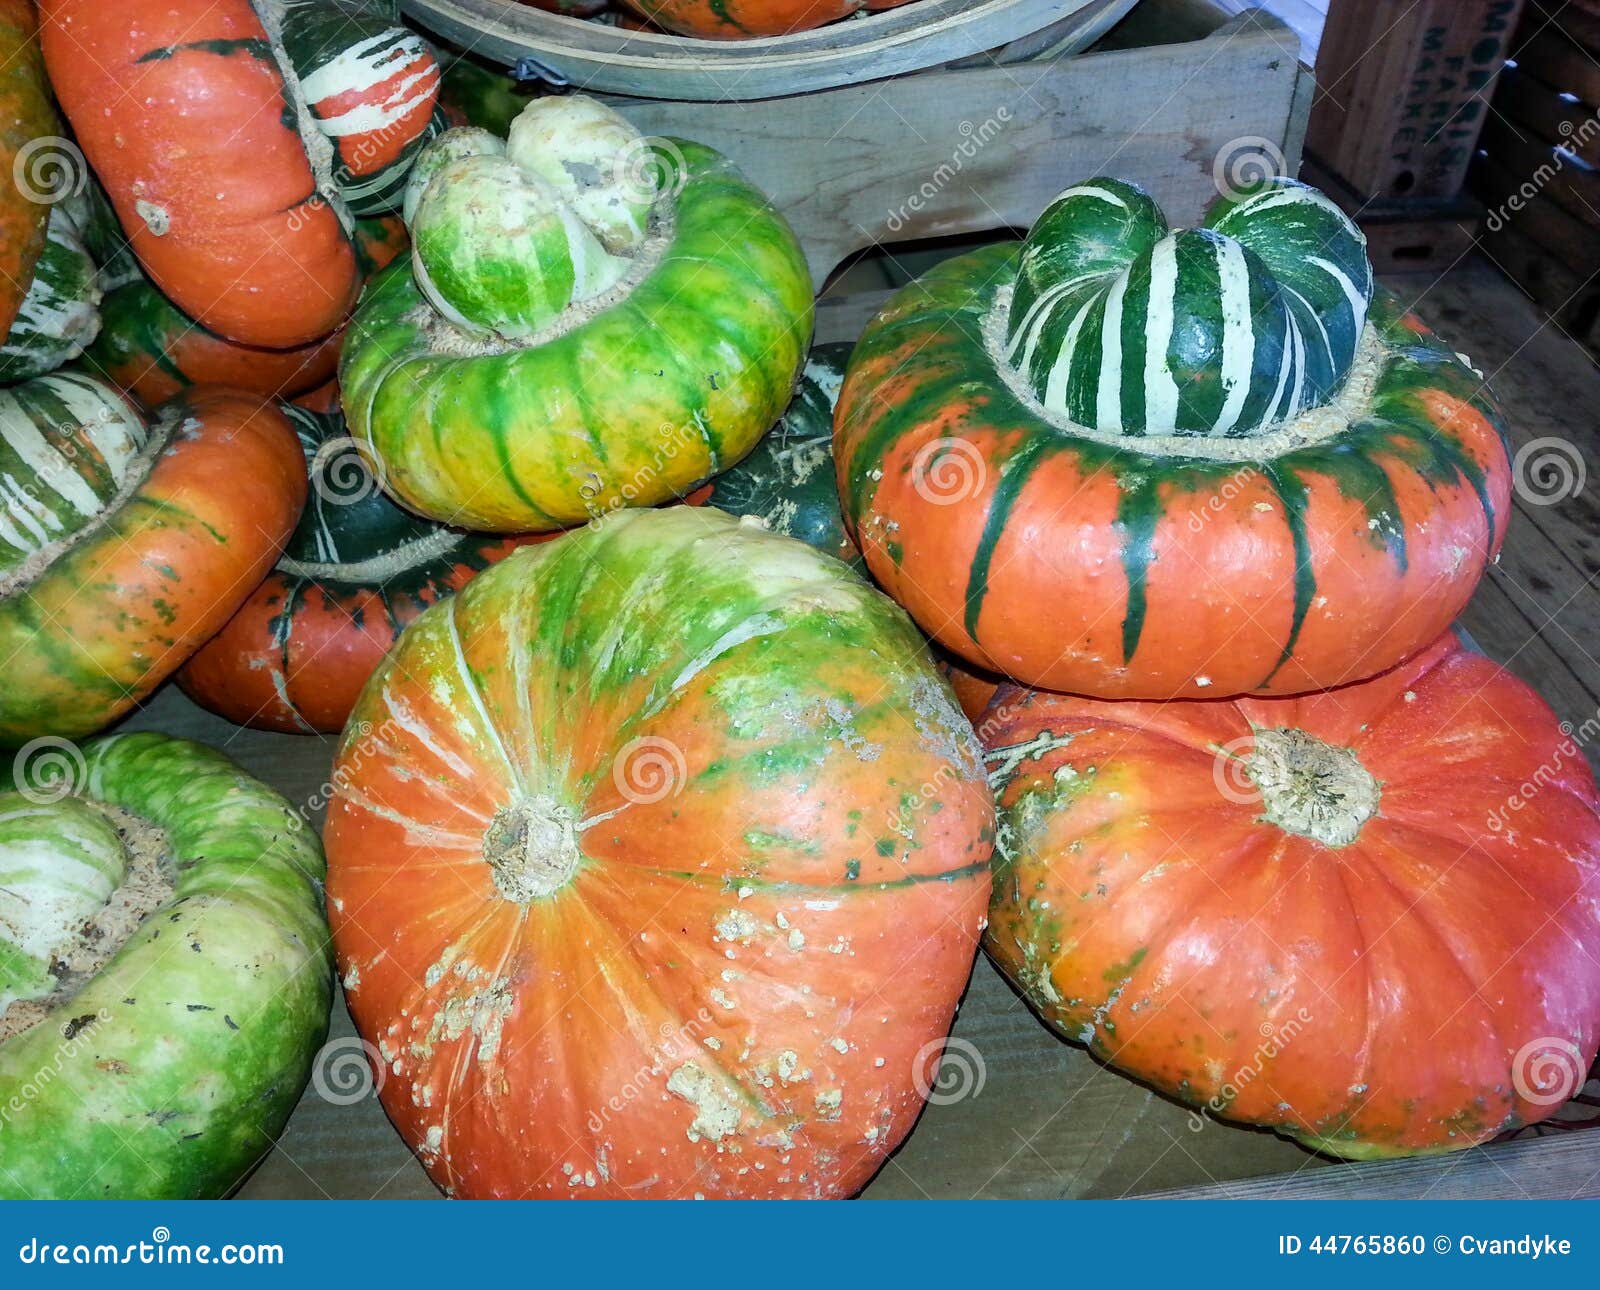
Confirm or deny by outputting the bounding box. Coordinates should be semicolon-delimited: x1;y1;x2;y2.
119;255;1599;1200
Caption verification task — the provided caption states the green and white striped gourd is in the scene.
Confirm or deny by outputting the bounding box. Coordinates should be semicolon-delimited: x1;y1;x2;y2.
0;372;148;580
0;206;103;382
1004;176;1374;438
407;98;667;340
0;794;127;1015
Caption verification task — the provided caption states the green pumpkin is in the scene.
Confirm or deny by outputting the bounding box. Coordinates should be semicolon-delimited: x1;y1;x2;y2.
0;732;331;1199
701;341;863;571
0;206;102;383
1005;176;1373;438
341;97;813;532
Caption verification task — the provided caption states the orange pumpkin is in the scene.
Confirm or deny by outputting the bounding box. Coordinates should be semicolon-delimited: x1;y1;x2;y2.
982;632;1600;1157
836;184;1513;700
0;382;306;742
39;0;362;348
621;0;913;38
0;0;53;338
325;507;992;1197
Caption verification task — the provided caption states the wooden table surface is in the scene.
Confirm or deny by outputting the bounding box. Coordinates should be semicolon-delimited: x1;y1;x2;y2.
122;257;1599;1200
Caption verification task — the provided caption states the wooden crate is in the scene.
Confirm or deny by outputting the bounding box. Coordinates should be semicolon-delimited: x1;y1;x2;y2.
1307;0;1524;200
607;0;1311;287
1472;0;1600;328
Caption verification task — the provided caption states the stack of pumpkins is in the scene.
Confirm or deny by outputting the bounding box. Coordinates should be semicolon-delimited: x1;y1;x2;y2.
0;0;1595;1204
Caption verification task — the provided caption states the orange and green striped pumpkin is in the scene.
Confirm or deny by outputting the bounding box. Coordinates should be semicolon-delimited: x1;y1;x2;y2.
981;632;1600;1157
180;403;538;734
0;380;305;743
835;177;1512;700
324;506;992;1197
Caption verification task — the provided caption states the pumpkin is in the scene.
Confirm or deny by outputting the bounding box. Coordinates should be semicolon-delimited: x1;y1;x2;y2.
619;0;914;39
180;403;538;734
324;506;992;1198
83;216;407;408
835;177;1512;700
38;0;438;348
0;732;330;1198
701;341;863;570
982;631;1600;1158
0;381;305;743
341;95;813;531
0;0;53;340
0;204;101;382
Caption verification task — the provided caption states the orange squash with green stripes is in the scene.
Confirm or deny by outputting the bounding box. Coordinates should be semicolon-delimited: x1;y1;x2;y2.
0;380;305;743
180;403;539;734
324;507;992;1197
39;0;438;349
981;632;1600;1157
0;0;55;341
835;178;1512;699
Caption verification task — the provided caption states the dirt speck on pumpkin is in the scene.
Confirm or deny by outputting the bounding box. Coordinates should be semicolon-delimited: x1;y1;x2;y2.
666;1061;742;1143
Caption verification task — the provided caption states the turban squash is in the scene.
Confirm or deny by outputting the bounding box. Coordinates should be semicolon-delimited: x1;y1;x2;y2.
835;177;1512;700
981;632;1600;1158
701;341;863;571
0;0;53;340
180;403;537;734
0;733;330;1198
0;379;304;743
324;507;992;1197
341;96;813;532
39;0;440;348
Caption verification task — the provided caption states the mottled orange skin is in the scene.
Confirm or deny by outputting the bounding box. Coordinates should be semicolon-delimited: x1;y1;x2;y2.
324;510;992;1197
178;534;545;734
0;389;306;743
0;0;52;338
41;0;360;348
982;633;1600;1157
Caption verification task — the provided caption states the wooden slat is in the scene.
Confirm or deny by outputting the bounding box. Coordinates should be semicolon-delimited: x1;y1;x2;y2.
616;13;1305;287
1493;68;1600;166
1527;0;1600;53
1479;223;1600;321
1514;26;1600;107
1478;158;1600;261
1308;0;1525;200
1144;1133;1600;1199
1478;117;1600;229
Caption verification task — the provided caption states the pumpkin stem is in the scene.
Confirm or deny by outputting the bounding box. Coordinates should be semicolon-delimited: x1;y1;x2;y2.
483;797;582;902
1245;728;1379;848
